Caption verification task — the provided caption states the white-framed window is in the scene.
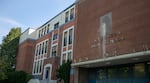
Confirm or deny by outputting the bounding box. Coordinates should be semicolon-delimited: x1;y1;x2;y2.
45;40;48;53
62;26;74;47
62;53;66;64
61;26;74;64
51;45;57;57
68;28;73;44
33;39;49;75
47;24;50;33
54;22;59;29
53;33;58;40
61;51;73;64
63;31;68;46
70;8;75;20
65;11;69;23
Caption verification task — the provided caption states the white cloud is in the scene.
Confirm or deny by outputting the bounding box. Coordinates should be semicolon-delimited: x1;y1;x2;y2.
0;17;27;27
0;17;28;44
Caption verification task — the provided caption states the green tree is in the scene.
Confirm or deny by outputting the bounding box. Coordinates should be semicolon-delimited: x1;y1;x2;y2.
56;60;72;83
0;27;21;80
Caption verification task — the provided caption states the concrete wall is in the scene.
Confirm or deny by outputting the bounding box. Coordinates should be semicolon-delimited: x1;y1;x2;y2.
19;28;37;44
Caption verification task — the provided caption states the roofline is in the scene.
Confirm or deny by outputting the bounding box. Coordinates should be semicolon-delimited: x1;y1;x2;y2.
21;28;36;35
36;3;75;30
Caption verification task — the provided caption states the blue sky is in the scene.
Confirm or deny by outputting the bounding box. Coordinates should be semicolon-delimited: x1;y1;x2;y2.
0;0;76;44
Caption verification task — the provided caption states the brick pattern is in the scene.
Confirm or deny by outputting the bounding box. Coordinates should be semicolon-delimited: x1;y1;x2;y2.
74;0;150;63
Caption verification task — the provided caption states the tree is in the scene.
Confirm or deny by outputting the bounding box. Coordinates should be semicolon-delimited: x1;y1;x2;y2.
56;60;72;83
0;27;21;80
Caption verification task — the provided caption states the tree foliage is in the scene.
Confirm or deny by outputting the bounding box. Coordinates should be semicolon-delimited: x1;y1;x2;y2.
0;71;31;83
56;60;72;83
0;27;21;80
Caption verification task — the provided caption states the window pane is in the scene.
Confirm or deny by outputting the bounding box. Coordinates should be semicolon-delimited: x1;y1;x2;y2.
69;29;73;44
70;8;74;20
39;44;41;55
39;30;41;38
68;52;72;60
47;24;49;33
36;45;39;56
54;22;59;29
134;63;145;78
45;41;48;53
53;34;58;40
33;62;36;74
119;66;130;78
36;61;39;73
63;31;67;46
108;68;116;79
65;11;69;23
98;69;107;80
42;42;44;54
52;45;57;57
63;53;66;63
39;60;43;73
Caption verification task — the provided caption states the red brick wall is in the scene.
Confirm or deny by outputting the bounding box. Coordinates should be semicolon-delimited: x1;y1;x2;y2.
74;0;150;63
16;39;35;74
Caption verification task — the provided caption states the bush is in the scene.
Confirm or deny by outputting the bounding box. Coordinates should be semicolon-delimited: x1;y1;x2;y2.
0;71;31;83
56;60;72;83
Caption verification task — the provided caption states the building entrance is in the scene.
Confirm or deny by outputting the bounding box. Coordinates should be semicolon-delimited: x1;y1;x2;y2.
88;62;150;83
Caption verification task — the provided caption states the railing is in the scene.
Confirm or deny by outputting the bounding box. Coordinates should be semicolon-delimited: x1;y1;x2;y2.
40;79;57;83
28;79;57;83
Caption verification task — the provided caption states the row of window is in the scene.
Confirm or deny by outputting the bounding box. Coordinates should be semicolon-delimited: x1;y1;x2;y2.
38;8;75;38
33;60;44;74
65;8;75;23
38;25;50;38
89;63;150;80
35;40;48;56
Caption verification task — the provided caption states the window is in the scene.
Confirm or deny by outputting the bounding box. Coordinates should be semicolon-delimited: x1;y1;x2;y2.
68;52;72;60
134;63;145;78
54;22;59;29
53;34;58;40
70;8;74;20
33;62;36;74
98;69;107;80
44;27;46;35
62;53;66;64
108;68;116;79
51;45;57;57
36;45;39;56
39;60;43;73
119;66;130;78
39;30;41;38
41;29;44;37
39;44;41;55
63;31;67;46
47;24;50;33
36;61;39;73
45;41;48;53
68;29;73;44
65;11;69;23
42;42;44;54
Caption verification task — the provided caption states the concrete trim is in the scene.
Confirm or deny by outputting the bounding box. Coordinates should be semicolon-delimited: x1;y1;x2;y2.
72;50;150;67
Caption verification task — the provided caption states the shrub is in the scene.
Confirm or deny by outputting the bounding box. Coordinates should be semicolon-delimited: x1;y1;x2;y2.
0;71;31;83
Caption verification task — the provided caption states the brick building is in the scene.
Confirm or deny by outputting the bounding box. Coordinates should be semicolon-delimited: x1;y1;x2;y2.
16;0;150;83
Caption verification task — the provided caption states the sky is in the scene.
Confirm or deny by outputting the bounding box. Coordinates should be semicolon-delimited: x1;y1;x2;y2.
0;0;76;44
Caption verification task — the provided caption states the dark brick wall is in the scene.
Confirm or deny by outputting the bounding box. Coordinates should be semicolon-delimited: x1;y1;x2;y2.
74;0;150;63
16;39;35;74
